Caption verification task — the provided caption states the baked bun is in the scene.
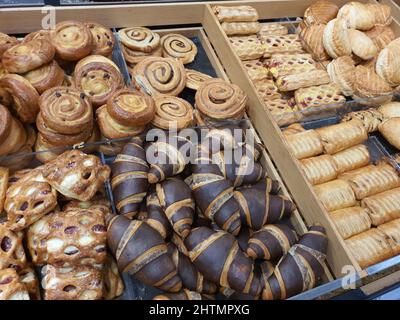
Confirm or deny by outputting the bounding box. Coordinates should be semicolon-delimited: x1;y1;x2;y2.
85;22;115;57
23;60;64;94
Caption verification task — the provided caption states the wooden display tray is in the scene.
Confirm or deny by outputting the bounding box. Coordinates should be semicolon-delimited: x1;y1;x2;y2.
1;0;399;298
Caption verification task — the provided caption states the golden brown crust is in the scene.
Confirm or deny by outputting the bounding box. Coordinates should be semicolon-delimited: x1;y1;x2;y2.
377;219;400;255
330;206;371;239
300;24;329;62
121;44;162;65
0;32;19;57
152;96;194;130
23;30;51;43
263;34;304;58
258;23;288;37
221;21;261;36
185;69;213;90
267;53;317;79
229;35;265;60
282;123;305;136
0;104;12;142
213;5;259;22
300;154;338;185
85;22;115;57
366;3;392;27
303;0;339;26
0;268;30;300
0;117;26;157
348;29;378;61
326;56;356;97
332;144;370;174
161;34;198;64
23;60;64;94
0;87;12;108
242;60;270;82
364;26;395;51
118;27;160;53
314;179;357;212
337;2;375;31
378;101;400;119
34;133;63;164
379;118;400;149
0;167;9;213
322;18;352;59
284;129;323;160
341;109;384;133
254;79;281;100
276;69;330;92
357;65;393;97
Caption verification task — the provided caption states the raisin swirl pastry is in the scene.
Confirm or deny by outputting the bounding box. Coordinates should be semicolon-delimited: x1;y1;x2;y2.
118;27;160;53
0;74;39;123
132;56;186;97
185;69;212;91
2;39;55;74
50;21;93;61
85;22;115;57
0;224;27;271
121;44;162;65
161;34;197;64
0;117;27;157
39;86;93;134
0;268;30;300
152;96;193;130
0;32;18;57
195;79;247;121
34;133;63;164
73;55;124;108
23;60;64;94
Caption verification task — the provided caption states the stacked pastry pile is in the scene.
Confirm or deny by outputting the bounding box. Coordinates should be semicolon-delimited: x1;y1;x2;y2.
0;150;125;300
284;119;400;268
108;125;328;300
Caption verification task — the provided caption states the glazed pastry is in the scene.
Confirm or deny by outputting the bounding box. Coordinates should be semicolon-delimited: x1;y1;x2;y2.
322;18;352;59
42;265;104;300
213;5;259;22
122;44;162;65
50;20;93;61
264;99;297;126
23;60;64;94
132;56;186;97
362;187;400;226
276;69;330;92
354;65;393;98
73;55;124;108
299;24;329;62
107;88;155;126
300;154;338;185
41;150;110;201
376;38;400;87
364;26;395;51
379;118;400;150
377;219;400;255
341;109;384;133
85;22;115;57
332;144;370;174
314;179;356;212
263;34;304;58
221;21;261;36
267;53;317;78
195;78;246;121
0;268;30;300
258;23;288;38
103;255;124;300
330;206;371;239
160;34;198;64
337;2;375;31
254;79;281;100
229;35;265;60
348;29;378;60
326;56;356;96
0;117;27;157
0;74;39;123
366;3;392;27
0;32;18;57
19;265;40;300
118;27;160;53
185;69;212;90
23;30;51;43
303;0;339;27
0;224;26;271
27;208;107;267
282;123;305;136
345;229;393;269
96;105;146;139
242;60;270;82
39;86;93;134
284;129;323;159
152;96;193;130
316;121;368;154
2;39;55;74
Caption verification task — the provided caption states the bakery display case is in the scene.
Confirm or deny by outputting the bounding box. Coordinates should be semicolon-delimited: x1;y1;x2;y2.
1;0;400;300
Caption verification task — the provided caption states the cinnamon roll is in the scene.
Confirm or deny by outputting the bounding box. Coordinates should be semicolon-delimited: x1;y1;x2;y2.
122;44;162;65
0;117;27;157
23;30;51;43
73;55;124;108
152;96;194;130
23;60;64;94
0;32;18;57
0;74;39;123
0;104;12;142
118;27;160;53
85;22;115;57
96;105;146;139
185;69;212;91
195;78;247;121
132;56;186;97
39;86;93;134
107;88;155;126
50;21;93;61
161;34;197;64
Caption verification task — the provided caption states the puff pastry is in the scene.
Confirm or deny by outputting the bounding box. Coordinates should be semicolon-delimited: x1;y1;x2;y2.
362;187;400;226
322;18;352;59
254;79;281;100
364;26;395;52
377;218;400;255
85;22;115;57
122;44;162;65
264;99;299;126
118;27;160;53
332;144;370;174
330;206;371;239
379;118;400;150
242;60;270;82
378;101;400;119
0;167;8;213
263;34;304;58
346;228;393;269
185;69;212;90
299;24;329;62
23;60;64;94
341;109;384;133
354;65;393;99
282;123;305;136
366;3;392;27
229;35;265;60
348;29;378;61
300;154;338;185
152;96;193;130
284;129;323;159
326;56;356;96
267;53;317;78
0;223;26;271
161;34;197;64
0;268;30;300
337;2;375;31
258;24;288;37
314;179;357;212
213;5;259;22
276;69;330;92
295;83;346;109
376;38;400;87
303;0;339;27
221;22;261;36
0;104;12;143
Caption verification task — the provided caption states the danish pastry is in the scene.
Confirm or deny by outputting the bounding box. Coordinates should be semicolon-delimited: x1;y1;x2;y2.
34;133;63;164
0;167;8;213
364;26;395;51
0;32;18;57
254;79;281;100
267;53;317;78
122;44;162;65
348;29;378;60
326;56;356;97
221;22;261;36
41;150;110;202
332;144;371;174
0;268;30;300
242;60;270;82
322;18;352;59
284;129;323;160
118;27;160;53
337;2;375;31
229;35;265;60
258;23;288;37
85;22;115;57
185;69;212;90
50;21;93;61
377;219;400;255
23;60;64;94
0;224;26;271
299;24;329;62
132;56;186;97
276;69;330;92
19;265;40;300
330;206;371;240
300;154;338;185
295;83;345;109
0;117;27;157
314;179;357;212
213;5;259;22
342;109;384;133
303;0;339;27
161;34;198;64
152;96;193;130
263;34;304;58
103;255;124;300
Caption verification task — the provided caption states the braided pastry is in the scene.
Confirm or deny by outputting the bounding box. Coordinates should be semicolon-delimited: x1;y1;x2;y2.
73;55;124;108
85;22;115;57
161;34;197;64
121;44;162;65
0;224;26;271
103;254;124;300
0;74;39;123
118;27;160;53
23;60;64;94
300;154;338;185
39;86;93;134
0;268;30;300
330;206;371;239
132;56;186;97
0;117;27;157
50;21;93;61
111;138;149;218
314;179;356;212
2;39;55;73
27;208;107;267
332;144;370;174
42;264;104;300
195;79;247;121
152;96;193;130
0;32;18;57
42;150;110;201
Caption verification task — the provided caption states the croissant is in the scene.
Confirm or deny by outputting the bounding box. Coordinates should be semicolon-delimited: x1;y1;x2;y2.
146;187;172;240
